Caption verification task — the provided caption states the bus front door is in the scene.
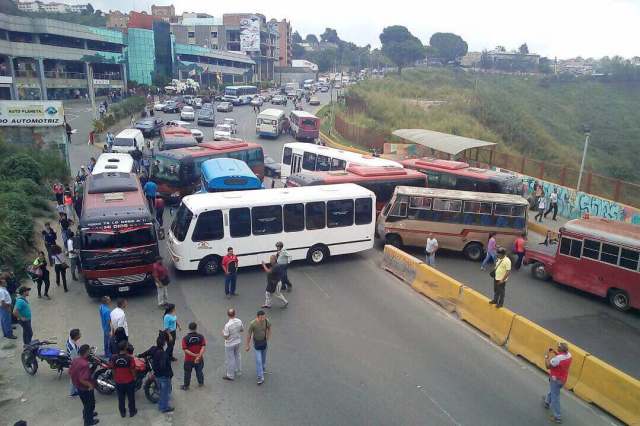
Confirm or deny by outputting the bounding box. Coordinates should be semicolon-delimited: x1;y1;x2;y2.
291;154;303;174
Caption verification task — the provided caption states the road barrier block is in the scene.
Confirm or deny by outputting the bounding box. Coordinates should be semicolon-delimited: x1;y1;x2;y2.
411;263;462;312
506;316;587;390
573;355;640;425
456;287;515;346
382;245;422;285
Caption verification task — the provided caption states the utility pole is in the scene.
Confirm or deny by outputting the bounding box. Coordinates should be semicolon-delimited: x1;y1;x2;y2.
576;125;591;193
87;62;97;119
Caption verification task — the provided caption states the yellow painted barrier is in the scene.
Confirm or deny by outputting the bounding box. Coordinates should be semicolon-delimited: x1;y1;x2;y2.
382;245;422;285
456;286;515;346
506;316;587;390
411;263;462;313
573;355;640;426
527;220;559;239
319;130;370;155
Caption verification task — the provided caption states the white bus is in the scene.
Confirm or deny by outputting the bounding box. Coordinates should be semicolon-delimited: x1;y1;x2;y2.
167;183;376;275
256;108;286;138
224;85;258;105
280;142;402;179
92;153;134;175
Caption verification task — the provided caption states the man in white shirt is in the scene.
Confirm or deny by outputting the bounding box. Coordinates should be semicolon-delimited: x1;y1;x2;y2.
535;196;546;223
110;298;129;338
66;231;79;281
0;276;17;339
276;242;293;292
544;188;559;221
222;308;244;381
425;233;439;266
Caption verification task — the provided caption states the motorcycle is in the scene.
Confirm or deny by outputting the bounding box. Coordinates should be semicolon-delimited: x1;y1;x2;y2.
92;353;160;403
21;340;70;376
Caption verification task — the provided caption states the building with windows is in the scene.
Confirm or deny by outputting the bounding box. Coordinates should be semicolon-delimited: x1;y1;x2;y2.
174;43;254;85
223;13;277;82
106;10;129;31
170;16;225;50
274;19;291;67
15;1;88;14
151;4;175;22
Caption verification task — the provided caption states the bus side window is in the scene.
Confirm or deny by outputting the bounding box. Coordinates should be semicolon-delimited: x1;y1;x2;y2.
327;199;354;228
229;207;251;237
284;203;305;232
560;237;582;258
305;201;326;230
252;205;282;235
192;210;224;241
302;152;317;171
330;158;346;171
283;147;292;165
247;148;264;166
426;171;441;188
317;155;331;171
456;178;475;191
355;198;373;225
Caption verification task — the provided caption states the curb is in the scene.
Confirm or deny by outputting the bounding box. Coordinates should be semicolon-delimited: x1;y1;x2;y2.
319;130;370;155
527;220;558;237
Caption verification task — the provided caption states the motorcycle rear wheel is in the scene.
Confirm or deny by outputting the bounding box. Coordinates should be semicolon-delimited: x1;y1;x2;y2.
21;352;38;375
144;377;160;403
94;369;115;395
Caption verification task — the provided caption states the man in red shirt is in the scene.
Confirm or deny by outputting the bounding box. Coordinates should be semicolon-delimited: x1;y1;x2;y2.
222;247;239;299
181;322;206;390
153;256;170;308
543;342;572;423
69;344;99;426
110;340;137;418
513;233;527;270
53;182;64;205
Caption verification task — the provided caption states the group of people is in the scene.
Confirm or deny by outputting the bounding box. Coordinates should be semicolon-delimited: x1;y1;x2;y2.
533;185;560;223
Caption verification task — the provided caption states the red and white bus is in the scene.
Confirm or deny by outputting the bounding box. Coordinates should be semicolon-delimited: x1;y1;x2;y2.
79;172;159;297
289;110;320;141
402;157;522;194
525;217;640;311
152;140;264;202
286;165;426;212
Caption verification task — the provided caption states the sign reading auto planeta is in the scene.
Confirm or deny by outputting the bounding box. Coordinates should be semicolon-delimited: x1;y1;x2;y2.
0;101;65;126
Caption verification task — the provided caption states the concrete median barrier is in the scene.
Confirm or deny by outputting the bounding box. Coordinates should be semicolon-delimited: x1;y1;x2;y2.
411;264;462;313
506;315;587;390
573;355;640;425
456;287;515;345
382;244;422;285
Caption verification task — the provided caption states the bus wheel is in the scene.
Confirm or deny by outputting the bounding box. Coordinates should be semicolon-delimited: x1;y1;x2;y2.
608;289;631;311
531;262;550;280
307;245;328;265
385;234;403;249
463;242;483;261
199;256;221;276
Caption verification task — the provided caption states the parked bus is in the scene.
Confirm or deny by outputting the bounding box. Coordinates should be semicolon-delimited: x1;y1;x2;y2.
524;218;640;311
156;126;197;152
377;186;528;260
153;140;264;202
92;153;134;175
79;172;159;296
281;142;401;179
256;108;286;138
224;85;258;105
286;165;426;212
168;183;376;275
200;158;263;193
401;157;522;194
288;110;320;141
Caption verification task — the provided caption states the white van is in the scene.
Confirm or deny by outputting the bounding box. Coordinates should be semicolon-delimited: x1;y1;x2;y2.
112;129;144;154
92;153;134;175
256;108;286;138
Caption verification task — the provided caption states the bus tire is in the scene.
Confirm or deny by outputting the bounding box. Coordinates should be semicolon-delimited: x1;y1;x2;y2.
531;262;550;281
385;234;403;249
463;242;483;261
198;256;221;276
608;289;631;311
307;245;328;265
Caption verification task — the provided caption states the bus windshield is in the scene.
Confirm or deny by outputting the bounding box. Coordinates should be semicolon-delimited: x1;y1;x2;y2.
171;203;193;242
81;226;156;250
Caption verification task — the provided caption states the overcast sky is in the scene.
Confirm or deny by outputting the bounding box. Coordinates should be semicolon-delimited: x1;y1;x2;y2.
83;0;639;58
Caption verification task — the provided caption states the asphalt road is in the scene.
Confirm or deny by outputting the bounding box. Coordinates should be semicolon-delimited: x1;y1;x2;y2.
0;92;622;425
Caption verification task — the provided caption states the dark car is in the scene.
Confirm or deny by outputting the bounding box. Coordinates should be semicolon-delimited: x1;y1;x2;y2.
134;118;164;137
271;95;287;105
264;156;281;179
197;108;215;126
163;100;180;113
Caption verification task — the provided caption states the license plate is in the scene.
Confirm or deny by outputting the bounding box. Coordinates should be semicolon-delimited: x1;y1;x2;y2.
118;286;130;292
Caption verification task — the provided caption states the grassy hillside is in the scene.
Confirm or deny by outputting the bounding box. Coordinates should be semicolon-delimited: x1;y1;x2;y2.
348;69;640;183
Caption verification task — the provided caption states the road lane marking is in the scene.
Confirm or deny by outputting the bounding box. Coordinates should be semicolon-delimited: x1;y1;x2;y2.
303;270;330;299
416;385;462;426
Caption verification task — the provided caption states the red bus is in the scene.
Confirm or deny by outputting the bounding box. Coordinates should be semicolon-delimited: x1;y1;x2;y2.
402;157;521;194
152;140;264;202
285;165;426;212
289;110;320;141
524;218;640;311
79;172;159;297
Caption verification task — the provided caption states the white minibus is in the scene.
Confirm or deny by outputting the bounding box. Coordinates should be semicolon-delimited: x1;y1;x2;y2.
112;129;144;154
256;108;286;138
168;183;376;275
280;142;402;179
92;153;134;175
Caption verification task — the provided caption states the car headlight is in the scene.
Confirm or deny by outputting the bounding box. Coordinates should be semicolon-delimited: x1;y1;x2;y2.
171;192;180;197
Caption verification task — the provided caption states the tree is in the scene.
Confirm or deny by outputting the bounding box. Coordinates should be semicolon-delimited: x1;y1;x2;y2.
292;31;303;44
379;25;426;74
305;34;319;45
429;33;468;64
519;43;529;55
292;43;306;59
82;3;94;15
320;28;339;44
495;45;506;52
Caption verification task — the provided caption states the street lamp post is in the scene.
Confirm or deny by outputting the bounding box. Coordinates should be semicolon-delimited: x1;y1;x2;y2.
576;125;591;193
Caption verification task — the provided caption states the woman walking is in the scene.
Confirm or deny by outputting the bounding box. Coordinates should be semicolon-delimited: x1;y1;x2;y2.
31;251;51;299
163;304;181;362
52;245;68;292
481;233;497;271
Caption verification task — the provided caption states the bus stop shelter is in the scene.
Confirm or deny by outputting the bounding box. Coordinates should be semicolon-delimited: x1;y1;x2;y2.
392;128;496;158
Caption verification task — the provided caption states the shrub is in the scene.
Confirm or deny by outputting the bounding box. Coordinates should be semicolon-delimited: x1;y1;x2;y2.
0;191;31;216
0;153;43;183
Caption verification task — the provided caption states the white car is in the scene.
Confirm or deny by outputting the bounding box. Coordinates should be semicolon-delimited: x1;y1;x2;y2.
250;96;264;106
154;102;167;111
213;124;232;140
194;98;202;108
190;128;203;143
180;106;195;121
223;118;238;134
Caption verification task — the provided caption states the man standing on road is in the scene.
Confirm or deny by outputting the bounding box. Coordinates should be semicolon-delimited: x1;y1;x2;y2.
143;179;157;213
13;287;33;345
152;333;175;413
222;247;238;299
42;222;57;263
110;299;129;338
513;233;527;270
543;342;572;424
67;328;82;397
245;310;271;385
544;188;559;221
153;257;170;308
111;340;137;418
154;195;165;227
276;242;293;292
222;308;243;381
67;231;80;281
98;296;112;357
0;276;17;339
489;247;511;308
425;233;439;266
69;344;99;425
181;322;206;390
